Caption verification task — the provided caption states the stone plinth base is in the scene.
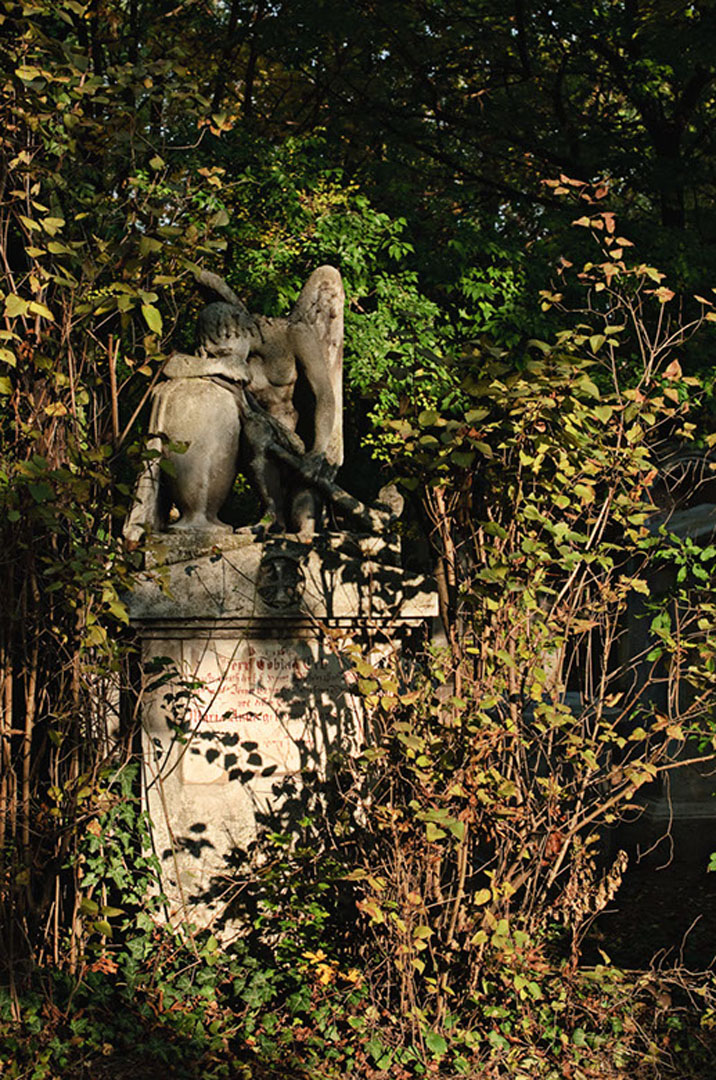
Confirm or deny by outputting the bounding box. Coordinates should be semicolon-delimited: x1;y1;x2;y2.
128;530;436;929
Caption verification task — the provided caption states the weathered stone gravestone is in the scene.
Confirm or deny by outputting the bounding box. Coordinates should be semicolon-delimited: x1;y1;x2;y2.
629;497;716;858
125;267;436;928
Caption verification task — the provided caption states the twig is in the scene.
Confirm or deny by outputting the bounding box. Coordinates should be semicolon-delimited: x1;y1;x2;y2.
108;334;119;444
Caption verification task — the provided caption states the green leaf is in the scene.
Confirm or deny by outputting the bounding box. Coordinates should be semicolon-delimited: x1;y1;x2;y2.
574;483;595;504
4;295;29;318
28;482;54;503
141;304;163;334
366;1036;386;1062
425;1032;447;1056
527;339;551;354
425;822;446;842
483;522;507;538
139;235;163;256
15;66;43;80
578;376;600;398
418;408;438;426
594;405;613;423
447;819;466;841
107;599;130;625
473;441;493;457
28;301;54;321
41;217;65;236
84;624;107;648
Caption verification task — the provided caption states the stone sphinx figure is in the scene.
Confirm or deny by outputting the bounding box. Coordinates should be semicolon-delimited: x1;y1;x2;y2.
124;266;345;543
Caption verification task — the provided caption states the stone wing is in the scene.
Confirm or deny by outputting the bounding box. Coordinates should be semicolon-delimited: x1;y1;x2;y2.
290;265;344;467
196;269;251;316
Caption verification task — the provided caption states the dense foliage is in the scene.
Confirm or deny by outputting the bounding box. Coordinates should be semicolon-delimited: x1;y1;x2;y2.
2;1;716;1077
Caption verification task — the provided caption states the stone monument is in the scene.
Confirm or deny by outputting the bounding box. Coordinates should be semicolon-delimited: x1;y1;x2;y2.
125;267;437;930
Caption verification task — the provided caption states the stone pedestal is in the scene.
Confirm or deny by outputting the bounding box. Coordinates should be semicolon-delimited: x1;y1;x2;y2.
128;529;436;928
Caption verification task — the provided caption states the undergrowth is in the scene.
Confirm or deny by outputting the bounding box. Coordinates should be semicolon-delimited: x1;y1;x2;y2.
2;915;716;1079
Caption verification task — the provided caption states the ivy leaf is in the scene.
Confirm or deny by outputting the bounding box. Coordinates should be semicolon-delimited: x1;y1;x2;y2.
425;822;446;842
425;1032;447;1056
107;599;129;625
447;819;466;841
4;295;29;318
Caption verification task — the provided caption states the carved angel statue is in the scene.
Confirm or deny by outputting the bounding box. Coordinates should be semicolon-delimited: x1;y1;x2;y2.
124;266;347;543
